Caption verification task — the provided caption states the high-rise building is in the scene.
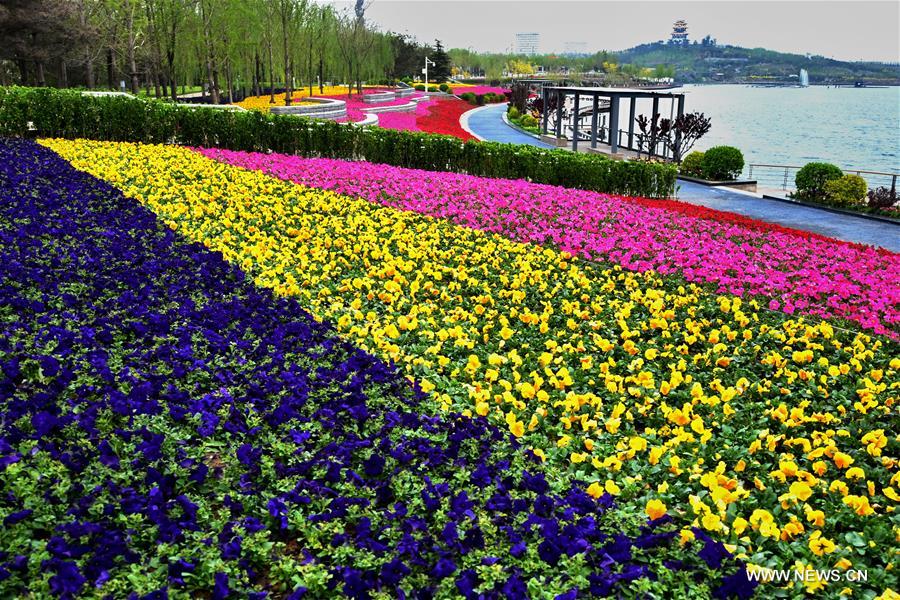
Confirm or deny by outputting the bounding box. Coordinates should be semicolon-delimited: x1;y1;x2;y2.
670;20;689;45
516;32;540;56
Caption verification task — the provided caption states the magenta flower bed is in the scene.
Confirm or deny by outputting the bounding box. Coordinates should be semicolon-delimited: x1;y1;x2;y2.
325;92;432;124
320;92;426;111
374;99;436;132
197;149;900;337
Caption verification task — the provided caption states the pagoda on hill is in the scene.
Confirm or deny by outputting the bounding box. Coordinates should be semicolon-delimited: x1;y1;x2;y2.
670;20;689;45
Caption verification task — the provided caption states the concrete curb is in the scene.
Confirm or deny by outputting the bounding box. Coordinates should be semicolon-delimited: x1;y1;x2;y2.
352;113;379;127
459;105;493;141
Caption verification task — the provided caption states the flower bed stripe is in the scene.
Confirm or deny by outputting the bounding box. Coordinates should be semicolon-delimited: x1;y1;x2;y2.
197;149;900;338
40;139;899;597
1;138;756;598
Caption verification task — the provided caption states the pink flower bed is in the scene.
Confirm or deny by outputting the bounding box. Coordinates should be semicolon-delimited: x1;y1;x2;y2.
322;92;430;124
319;92;426;112
374;108;420;131
197;149;900;337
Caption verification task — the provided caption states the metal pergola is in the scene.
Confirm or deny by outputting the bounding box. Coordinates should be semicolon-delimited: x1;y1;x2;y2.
541;86;686;155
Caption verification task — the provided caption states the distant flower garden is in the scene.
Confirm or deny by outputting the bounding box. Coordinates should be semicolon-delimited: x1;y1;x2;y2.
234;85;365;111
232;88;476;139
32;137;900;598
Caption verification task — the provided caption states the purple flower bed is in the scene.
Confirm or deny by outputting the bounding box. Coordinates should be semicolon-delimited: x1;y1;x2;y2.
0;138;754;598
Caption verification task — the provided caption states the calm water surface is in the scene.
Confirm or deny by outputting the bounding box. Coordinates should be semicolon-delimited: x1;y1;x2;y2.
679;84;899;182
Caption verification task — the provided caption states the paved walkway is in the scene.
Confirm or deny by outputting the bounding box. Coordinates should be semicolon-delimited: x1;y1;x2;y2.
462;104;553;147
462;103;897;251
676;180;898;251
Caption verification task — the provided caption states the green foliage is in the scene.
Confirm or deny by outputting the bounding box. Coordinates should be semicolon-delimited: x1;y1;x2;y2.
701;146;744;181
795;162;843;201
459;92;475;104
679;151;705;177
823;174;868;207
520;114;538;128
507;106;521;120
414;84;426;91
430;40;452;83
0;86;677;198
438;83;450;92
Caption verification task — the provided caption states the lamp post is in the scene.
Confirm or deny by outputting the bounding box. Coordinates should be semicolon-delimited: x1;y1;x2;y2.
423;56;435;91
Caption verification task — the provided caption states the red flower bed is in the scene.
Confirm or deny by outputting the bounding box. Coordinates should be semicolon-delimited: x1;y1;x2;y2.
416;98;476;141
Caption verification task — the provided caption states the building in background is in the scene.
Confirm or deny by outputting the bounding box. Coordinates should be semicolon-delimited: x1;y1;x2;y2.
563;41;588;56
516;32;540;56
670;20;689;45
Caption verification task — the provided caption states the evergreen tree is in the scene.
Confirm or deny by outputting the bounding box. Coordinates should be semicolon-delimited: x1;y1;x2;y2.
430;39;451;82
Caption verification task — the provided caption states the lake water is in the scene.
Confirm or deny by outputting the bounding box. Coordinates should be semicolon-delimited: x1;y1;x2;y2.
678;84;899;186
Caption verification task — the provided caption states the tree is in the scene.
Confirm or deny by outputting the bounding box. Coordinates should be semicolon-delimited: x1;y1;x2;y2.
303;4;332;94
0;0;84;86
429;39;450;82
336;6;380;95
197;0;223;102
509;82;528;113
634;113;669;159
0;0;390;98
389;32;425;81
505;58;534;76
661;112;712;163
276;0;307;106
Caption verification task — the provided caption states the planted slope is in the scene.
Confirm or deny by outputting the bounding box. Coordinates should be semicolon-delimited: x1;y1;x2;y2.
41;139;899;598
0;138;753;598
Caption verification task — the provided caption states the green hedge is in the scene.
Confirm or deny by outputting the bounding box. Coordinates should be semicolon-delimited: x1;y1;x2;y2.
0;86;677;198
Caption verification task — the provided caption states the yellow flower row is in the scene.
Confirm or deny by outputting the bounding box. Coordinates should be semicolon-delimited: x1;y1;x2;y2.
235;85;374;112
41;138;899;595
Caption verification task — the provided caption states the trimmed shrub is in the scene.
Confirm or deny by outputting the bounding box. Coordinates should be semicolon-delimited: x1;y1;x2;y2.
701;146;744;181
0;86;678;199
823;174;868;207
427;85;439;92
438;83;450;92
679;151;705;177
507;106;521;120
795;162;842;201
521;114;538;128
414;84;425;91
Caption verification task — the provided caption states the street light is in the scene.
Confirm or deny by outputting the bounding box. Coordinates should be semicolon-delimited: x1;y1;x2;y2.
422;56;435;91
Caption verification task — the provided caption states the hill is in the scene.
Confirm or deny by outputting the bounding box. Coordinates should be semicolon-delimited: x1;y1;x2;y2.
617;42;899;85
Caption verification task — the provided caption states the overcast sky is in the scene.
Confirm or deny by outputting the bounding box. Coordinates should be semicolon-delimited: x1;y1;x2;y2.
326;0;900;62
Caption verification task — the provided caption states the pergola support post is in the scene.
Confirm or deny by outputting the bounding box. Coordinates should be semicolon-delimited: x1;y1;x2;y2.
627;97;636;150
651;97;660;156
609;95;620;154
541;86;548;134
555;90;563;139
571;92;580;151
673;94;686;161
590;95;599;148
